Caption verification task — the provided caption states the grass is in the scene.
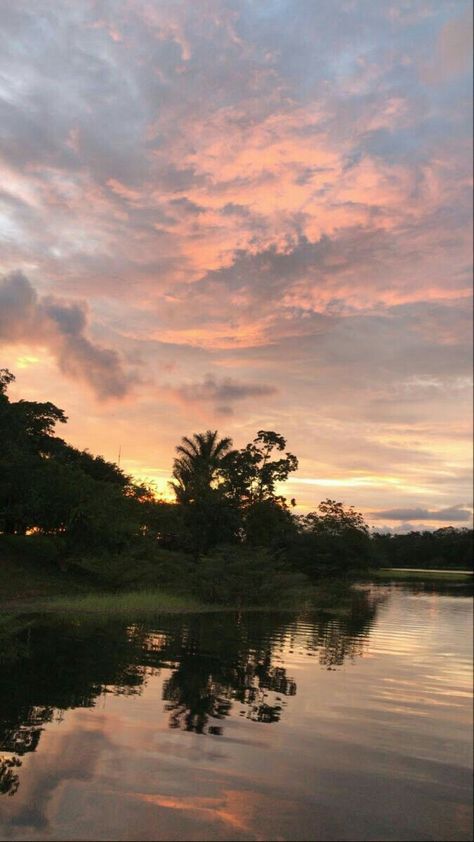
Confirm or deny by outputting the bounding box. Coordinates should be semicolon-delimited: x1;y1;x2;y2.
19;589;208;616
2;545;470;617
2;588;350;618
1;586;325;616
0;538;214;614
0;555;93;603
372;568;472;581
0;555;207;615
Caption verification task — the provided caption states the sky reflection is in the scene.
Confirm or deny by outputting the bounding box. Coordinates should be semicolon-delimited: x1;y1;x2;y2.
0;584;472;841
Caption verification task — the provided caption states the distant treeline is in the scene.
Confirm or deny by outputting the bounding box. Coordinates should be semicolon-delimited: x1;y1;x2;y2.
1;369;471;603
371;529;472;570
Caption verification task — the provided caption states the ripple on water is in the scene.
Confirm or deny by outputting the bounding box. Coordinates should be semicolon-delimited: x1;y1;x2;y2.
0;583;472;841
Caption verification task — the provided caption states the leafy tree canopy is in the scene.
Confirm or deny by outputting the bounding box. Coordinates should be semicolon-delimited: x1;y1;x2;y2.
220;430;298;507
170;430;233;504
299;499;369;536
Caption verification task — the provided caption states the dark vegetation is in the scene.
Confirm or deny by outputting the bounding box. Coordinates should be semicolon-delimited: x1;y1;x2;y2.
371;529;472;570
1;369;472;605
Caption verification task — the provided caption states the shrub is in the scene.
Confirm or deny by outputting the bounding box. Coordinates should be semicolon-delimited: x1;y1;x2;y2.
69;544;193;591
190;544;308;606
0;533;62;566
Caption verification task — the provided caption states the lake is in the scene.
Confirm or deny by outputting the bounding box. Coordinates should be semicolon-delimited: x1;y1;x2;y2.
0;581;472;841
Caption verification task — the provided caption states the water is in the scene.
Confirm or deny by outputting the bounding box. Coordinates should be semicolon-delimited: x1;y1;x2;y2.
0;582;472;841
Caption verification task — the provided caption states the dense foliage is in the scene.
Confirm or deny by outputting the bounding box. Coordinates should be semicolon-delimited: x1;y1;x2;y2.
0;369;471;602
371;528;473;570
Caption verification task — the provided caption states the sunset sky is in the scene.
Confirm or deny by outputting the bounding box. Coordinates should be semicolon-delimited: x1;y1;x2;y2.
0;0;472;530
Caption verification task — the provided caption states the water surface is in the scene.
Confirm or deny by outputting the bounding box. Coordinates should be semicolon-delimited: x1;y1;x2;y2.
1;582;472;841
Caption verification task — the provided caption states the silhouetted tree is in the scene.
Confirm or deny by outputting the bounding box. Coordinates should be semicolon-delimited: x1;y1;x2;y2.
168;430;240;555
0;372;149;553
289;499;373;578
170;430;233;503
217;430;298;547
221;430;298;508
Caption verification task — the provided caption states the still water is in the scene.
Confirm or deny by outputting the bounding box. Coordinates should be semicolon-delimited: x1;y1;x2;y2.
0;582;472;841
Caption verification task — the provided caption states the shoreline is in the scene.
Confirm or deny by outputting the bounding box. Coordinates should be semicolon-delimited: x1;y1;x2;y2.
373;568;472;580
1;570;472;617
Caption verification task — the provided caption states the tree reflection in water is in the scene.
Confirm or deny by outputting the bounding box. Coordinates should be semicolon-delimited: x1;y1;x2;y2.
0;585;389;795
312;587;383;669
0;756;21;796
162;642;298;733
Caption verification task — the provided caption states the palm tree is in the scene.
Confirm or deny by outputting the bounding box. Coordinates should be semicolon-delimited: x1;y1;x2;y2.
170;430;233;504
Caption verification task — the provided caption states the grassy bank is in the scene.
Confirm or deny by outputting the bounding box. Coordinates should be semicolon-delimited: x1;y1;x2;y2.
0;553;94;603
9;589;209;616
0;552;333;616
0;552;204;615
0;536;311;614
1;585;355;617
1;544;471;617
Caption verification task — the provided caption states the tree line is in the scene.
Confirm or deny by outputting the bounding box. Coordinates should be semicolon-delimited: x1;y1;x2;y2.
371;528;472;570
0;369;471;602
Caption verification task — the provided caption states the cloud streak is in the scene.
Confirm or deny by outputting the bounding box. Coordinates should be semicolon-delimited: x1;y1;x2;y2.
165;374;277;415
371;505;473;523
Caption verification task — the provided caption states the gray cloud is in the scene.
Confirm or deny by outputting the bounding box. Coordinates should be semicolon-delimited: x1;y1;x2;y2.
169;197;205;215
0;271;131;399
371;505;473;523
168;374;277;414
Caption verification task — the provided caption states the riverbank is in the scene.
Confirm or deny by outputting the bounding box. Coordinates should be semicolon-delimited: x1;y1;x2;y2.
1;589;211;616
1;551;471;616
373;568;473;581
0;553;205;615
0;553;340;616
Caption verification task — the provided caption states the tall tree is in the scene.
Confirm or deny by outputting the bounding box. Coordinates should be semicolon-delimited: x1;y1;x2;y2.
221;430;298;507
169;431;239;555
170;430;233;503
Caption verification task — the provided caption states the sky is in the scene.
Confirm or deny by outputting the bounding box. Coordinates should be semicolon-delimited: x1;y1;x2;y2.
0;0;472;531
